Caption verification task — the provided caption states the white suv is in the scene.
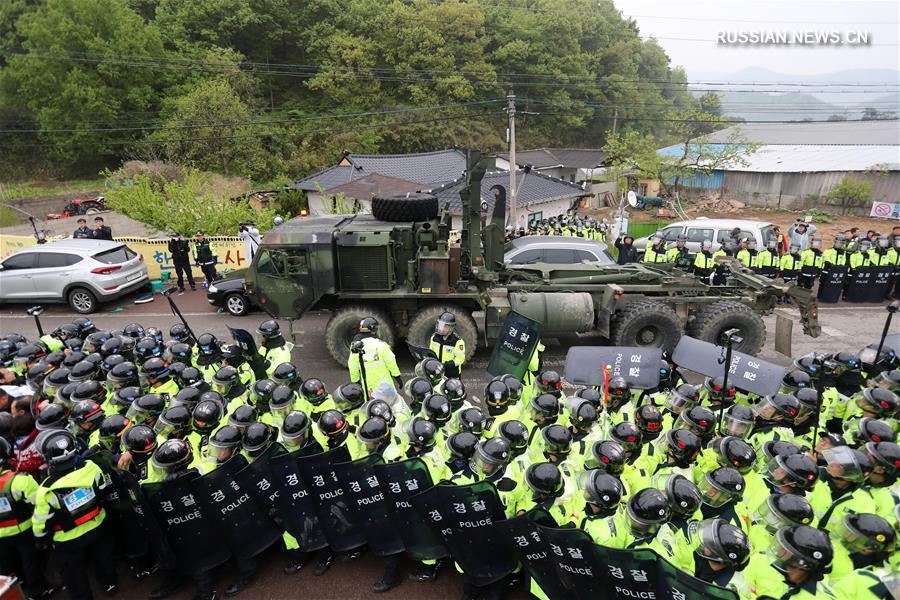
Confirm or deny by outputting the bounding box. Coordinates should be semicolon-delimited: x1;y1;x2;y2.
0;240;149;313
634;218;777;254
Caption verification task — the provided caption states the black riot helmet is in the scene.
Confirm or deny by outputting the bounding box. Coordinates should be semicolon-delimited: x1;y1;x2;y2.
656;473;702;519
99;336;125;359
227;405;259;434
196;333;221;357
678;405;717;441
831;512;896;556
123;323;145;340
404;377;433;410
100;353;126;377
14;344;46;369
471;437;511;476
36;403;70;431
415;358;444;386
720;404;755;439
536;370;562;396
191;399;224;434
497;420;529;457
853;417;897;446
110;386;141;414
211;366;239;395
151;438;193;474
442;378;467;410
333;383;365;413
71;380;106;405
68;360;99;384
272;363;299;388
178;367;207;391
698;467;745;507
43;367;71;399
795;388;819;418
357;416;390;448
634;404;663;438
666;383;699;414
435;312;456;337
422;394;452;426
500;375;524;402
858;388;900;418
574;387;602;411
317;410;349;445
763;440;802;462
39;430;79;473
72;317;97;337
123;424;157;462
358;317;378;337
403;417;437;452
251;379;277;409
281;411;311;451
768;525;833;575
62;351;87;369
865;441;900;477
663;429;702;467
765;453;818;491
626;488;671;538
483;380;510;413
446;431;479;463
541;424;572;458
529;393;560;425
82;331;111;354
242;422;275;458
54;323;79;341
154;405;192;439
455;407;486;435
690;518;752;569
169;323;193;344
609;422;643;457
583;471;624;517
714;436;757;474
139;357;170;387
587;440;626;475
364;399;395;428
607;377;631;411
208;426;242;463
170;386;202;411
752;493;815;533
703;377;736;406
525;462;564;500
56;383;78;410
98;414;131;451
269;385;295;419
569;400;598;431
26;362;55;393
126;393;166;426
257;320;283;343
166;342;193;364
43;351;66;370
781;370;811;393
301;378;329;406
134;336;162;363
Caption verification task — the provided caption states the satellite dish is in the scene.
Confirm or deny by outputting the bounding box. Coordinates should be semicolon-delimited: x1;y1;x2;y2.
626;191;638;207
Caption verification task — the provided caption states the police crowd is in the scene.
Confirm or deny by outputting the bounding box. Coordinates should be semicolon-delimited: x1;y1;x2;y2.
0;310;898;600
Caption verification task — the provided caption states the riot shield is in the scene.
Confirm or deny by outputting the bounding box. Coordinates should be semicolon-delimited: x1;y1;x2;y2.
118;470;176;568
373;457;448;561
233;444;284;519
144;471;231;573
564;347;662;389
883;334;900;357
541;526;608;600
407;342;437;362
192;455;281;560
816;264;846;303
333;454;404;556
844;267;871;302
296;445;365;552
411;481;515;585
228;326;269;380
656;549;740;600
90;450;153;560
869;264;893;302
268;447;328;552
486;311;543;380
494;509;574;600
672;336;786;397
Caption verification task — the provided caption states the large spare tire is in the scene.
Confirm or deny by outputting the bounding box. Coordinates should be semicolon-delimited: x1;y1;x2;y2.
372;193;439;222
687;300;765;355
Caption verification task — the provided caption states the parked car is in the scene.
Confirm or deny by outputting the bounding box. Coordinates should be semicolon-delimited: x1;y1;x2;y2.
0;240;149;313
634;218;777;254
504;236;616;266
207;271;255;316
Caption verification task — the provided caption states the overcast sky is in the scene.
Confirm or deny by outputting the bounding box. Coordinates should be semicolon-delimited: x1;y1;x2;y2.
617;0;899;78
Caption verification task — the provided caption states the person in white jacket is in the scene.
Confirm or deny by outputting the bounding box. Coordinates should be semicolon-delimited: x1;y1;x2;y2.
239;221;261;263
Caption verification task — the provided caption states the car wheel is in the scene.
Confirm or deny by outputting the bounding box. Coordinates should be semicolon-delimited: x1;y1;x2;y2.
84;206;102;215
68;287;97;314
225;293;249;316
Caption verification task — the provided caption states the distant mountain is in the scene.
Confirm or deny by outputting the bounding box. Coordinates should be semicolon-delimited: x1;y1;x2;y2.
687;68;899;121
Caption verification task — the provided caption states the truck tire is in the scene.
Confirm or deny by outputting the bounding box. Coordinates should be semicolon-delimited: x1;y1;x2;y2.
324;305;397;365
610;300;682;353
406;305;478;363
688;300;765;355
371;193;438;222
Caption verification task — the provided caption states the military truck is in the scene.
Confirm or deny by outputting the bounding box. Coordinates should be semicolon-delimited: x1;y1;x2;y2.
245;151;820;365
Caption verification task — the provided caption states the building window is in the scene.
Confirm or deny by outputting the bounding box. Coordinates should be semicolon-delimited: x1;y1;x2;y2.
528;211;543;225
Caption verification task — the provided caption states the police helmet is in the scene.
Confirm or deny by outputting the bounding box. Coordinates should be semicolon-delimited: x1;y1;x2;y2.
442;378;467;409
242;423;275;457
588;440;626;475
301;378;329;406
541;424;572;457
191;400;224;434
652;473;702;519
690;518;751;569
497;420;529;457
333;383;365;413
422;394;451;426
272;363;299;388
525;462;564;499
151;438;193;473
358;317;378;337
123;424;157;459
435;312;456;337
403;417;437;451
227;405;258;433
36;403;70;431
455;407;486;435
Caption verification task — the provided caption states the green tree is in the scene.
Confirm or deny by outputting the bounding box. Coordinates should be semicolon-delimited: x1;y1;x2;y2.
0;0;172;165
825;175;872;215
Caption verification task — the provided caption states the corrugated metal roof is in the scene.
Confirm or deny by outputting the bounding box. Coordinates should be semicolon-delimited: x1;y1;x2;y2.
428;170;588;213
658;143;899;173
705;120;900;145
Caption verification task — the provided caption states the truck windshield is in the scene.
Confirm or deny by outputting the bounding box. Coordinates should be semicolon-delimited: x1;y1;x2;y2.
255;248;309;276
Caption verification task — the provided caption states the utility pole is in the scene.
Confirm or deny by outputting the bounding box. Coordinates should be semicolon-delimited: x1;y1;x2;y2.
507;92;517;228
612;107;619;136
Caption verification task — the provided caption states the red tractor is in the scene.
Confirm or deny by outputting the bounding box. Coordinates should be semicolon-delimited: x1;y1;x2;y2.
47;196;107;219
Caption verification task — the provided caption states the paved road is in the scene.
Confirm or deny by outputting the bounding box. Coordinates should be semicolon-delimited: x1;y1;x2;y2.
1;292;896;600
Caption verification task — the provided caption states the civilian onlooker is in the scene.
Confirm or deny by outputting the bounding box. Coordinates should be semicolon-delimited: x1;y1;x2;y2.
614;233;639;265
167;232;195;294
9;412;42;479
890;225;900;246
72;218;92;239
92;216;113;240
772;226;788;254
787;219;817;251
239;221;261;263
844;227;860;252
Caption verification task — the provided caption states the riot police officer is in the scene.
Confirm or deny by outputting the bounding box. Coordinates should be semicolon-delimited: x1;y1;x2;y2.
665;234;692;270
643;233;669;264
429;312;466;378
799;237;824;290
754;238;780;279
692;240;716;283
257;320;293;378
818;235;849;303
348;317;402;396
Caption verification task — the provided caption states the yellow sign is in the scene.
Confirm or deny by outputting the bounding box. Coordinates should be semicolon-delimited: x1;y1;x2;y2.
0;235;249;280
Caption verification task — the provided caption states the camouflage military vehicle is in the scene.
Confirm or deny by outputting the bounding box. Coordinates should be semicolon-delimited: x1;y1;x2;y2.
246;151;820;365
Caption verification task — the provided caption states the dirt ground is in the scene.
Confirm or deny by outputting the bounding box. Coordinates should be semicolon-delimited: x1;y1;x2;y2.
0;210;162;239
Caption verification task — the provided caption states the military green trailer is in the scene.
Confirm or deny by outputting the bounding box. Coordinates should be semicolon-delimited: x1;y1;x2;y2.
245;151;820;365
